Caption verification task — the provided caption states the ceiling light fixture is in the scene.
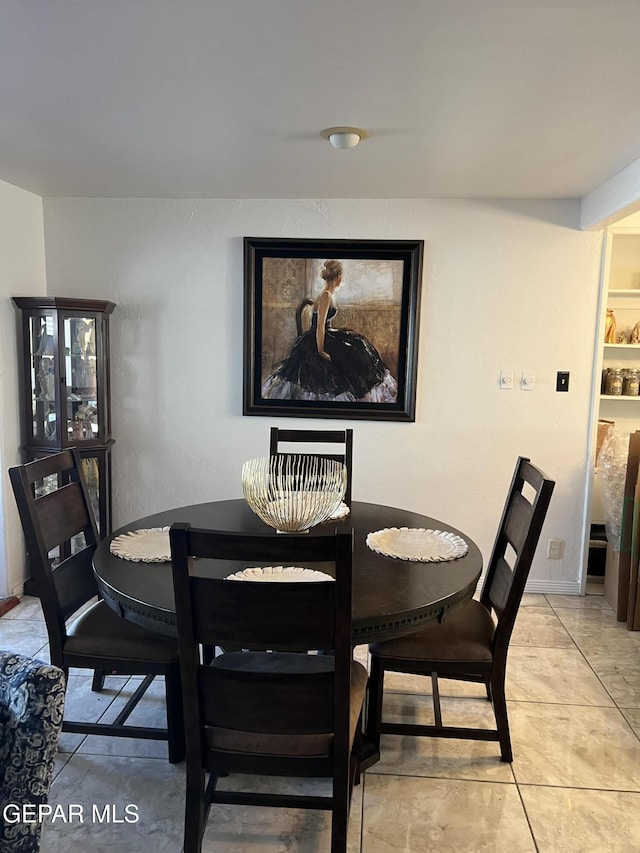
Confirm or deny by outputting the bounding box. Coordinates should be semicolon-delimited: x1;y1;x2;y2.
321;126;369;149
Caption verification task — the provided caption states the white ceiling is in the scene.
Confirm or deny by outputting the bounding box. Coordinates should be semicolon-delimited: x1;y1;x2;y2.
2;0;640;201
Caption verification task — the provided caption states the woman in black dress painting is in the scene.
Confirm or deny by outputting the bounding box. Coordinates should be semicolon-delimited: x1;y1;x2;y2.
262;260;397;402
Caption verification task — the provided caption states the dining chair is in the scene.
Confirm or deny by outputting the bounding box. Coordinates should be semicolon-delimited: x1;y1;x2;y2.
8;449;185;763
365;456;554;762
169;523;366;853
269;426;353;505
0;651;66;853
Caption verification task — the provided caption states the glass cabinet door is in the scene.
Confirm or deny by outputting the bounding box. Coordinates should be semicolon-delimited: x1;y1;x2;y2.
63;315;99;443
27;312;57;442
80;454;102;534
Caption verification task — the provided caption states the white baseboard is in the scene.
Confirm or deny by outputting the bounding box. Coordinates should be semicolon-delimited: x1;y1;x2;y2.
10;580;26;598
524;579;583;596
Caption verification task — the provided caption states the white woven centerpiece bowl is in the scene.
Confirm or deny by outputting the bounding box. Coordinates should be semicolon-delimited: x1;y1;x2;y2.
242;455;346;533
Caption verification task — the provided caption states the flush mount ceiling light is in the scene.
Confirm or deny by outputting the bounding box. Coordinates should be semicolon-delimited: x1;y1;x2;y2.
321;126;369;149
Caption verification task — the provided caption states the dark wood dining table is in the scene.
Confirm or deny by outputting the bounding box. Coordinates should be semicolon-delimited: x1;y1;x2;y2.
93;499;483;645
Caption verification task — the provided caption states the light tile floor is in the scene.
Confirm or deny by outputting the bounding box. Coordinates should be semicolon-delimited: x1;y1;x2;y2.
2;587;640;852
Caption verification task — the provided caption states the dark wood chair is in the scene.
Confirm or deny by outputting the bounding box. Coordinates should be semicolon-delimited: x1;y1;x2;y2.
365;457;554;762
169;524;366;853
8;449;185;763
269;426;354;506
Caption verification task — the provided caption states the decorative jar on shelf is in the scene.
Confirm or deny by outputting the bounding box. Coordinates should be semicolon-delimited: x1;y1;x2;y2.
604;368;623;396
623;369;640;396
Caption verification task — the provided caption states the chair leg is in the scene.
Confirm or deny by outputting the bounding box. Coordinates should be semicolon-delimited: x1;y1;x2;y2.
331;768;350;853
431;672;443;726
490;671;512;762
165;664;186;764
351;709;363;788
331;807;349;853
183;767;208;853
91;669;106;692
365;655;384;750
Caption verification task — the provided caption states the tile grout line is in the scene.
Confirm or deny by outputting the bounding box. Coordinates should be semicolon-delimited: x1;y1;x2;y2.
544;599;640;740
514;779;541;853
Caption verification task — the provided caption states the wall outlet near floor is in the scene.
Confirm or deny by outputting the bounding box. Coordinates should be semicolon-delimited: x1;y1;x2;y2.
547;539;565;560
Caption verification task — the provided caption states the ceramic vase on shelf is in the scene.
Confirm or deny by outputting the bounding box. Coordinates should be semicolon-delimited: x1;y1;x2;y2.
605;309;617;343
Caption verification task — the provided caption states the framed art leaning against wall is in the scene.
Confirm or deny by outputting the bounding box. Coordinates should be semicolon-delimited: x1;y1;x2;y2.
243;237;424;422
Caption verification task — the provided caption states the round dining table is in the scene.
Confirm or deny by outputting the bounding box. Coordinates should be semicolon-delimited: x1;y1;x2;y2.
93;499;483;645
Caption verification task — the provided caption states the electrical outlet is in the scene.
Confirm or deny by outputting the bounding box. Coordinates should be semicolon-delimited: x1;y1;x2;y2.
546;539;564;560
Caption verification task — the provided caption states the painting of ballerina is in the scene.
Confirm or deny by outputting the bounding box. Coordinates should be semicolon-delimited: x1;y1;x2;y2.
243;238;423;421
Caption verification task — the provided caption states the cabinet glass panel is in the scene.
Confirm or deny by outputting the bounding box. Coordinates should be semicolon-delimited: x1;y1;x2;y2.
81;456;101;535
28;314;57;442
64;316;98;442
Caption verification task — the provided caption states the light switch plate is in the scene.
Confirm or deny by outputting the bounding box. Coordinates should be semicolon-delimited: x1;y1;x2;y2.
500;370;513;389
556;371;570;392
521;371;535;390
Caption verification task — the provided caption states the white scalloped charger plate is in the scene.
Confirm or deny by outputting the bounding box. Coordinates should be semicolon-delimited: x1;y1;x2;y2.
366;527;468;562
109;527;171;562
225;566;334;582
328;502;350;521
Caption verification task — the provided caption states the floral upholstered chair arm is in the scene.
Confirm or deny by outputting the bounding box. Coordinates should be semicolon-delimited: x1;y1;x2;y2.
0;651;66;852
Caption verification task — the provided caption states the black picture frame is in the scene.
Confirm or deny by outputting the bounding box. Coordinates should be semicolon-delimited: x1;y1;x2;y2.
243;237;424;422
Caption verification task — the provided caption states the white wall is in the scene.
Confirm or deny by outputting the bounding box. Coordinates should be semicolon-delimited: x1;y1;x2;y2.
0;180;46;596
42;197;603;593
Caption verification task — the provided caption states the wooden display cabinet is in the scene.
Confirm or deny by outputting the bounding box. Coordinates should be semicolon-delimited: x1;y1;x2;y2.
12;297;116;591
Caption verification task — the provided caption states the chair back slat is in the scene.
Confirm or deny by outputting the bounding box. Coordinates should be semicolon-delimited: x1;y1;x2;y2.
201;658;334;733
485;555;513;615
270;428;351;447
187;527;338;564
502;491;533;553
19;450;76;482
190;576;335;650
481;457;554;631
54;548;100;621
36;482;93;554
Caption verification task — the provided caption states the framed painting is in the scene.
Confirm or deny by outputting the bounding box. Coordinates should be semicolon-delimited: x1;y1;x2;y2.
243;237;424;421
